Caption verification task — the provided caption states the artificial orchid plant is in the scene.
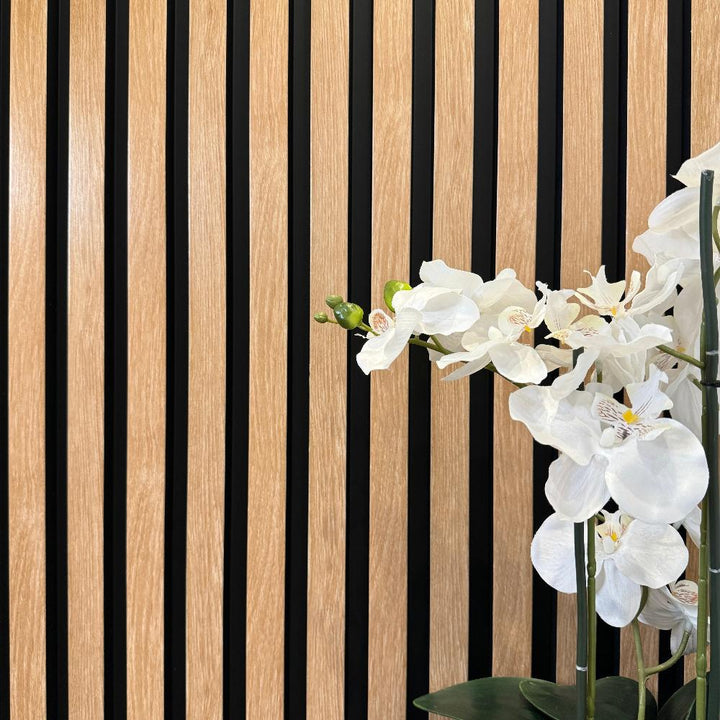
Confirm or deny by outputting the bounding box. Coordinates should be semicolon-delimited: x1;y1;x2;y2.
316;142;720;720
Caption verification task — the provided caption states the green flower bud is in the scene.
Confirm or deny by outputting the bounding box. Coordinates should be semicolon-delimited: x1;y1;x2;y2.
325;294;343;309
314;312;329;324
383;280;411;312
333;302;364;330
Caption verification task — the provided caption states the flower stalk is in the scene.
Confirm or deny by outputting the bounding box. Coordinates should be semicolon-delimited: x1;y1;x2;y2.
586;517;596;720
699;169;720;720
574;520;588;720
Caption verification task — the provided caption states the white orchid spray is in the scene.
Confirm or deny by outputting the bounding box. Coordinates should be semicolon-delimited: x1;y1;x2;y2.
316;144;720;720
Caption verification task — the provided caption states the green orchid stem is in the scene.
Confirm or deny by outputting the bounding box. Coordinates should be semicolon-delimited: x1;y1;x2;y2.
430;334;451;354
699;170;719;720
644;631;690;676
656;344;704;370
586;517;596;720
631;619;647;720
358;321;377;335
573;521;588;720
408;337;448;354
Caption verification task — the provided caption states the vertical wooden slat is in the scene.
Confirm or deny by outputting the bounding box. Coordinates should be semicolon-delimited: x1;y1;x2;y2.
67;0;105;715
247;0;288;716
686;0;720;683
368;0;411;716
186;0;226;716
492;0;538;678
8;0;47;716
306;0;348;717
619;0;666;690
555;0;603;685
429;0;473;695
126;0;166;714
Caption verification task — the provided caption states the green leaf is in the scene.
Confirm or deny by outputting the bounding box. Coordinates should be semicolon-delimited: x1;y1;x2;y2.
658;679;697;720
520;676;657;720
413;677;554;720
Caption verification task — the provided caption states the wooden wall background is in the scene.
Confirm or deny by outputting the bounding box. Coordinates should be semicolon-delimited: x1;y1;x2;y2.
0;0;717;719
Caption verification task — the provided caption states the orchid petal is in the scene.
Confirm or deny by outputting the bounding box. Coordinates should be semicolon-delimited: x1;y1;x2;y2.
488;342;548;385
595;561;643;627
356;308;421;374
530;513;578;594
545;454;610;522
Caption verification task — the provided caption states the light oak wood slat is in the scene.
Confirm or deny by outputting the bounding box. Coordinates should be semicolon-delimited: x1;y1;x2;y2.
368;0;411;716
429;0;473;696
492;0;538;679
8;1;47;716
686;0;720;683
306;0;348;717
126;0;167;714
247;0;288;716
67;0;105;716
619;0;667;692
555;0;603;685
186;0;226;716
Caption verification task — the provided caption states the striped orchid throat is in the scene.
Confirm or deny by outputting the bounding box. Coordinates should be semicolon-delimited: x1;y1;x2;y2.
591;365;673;447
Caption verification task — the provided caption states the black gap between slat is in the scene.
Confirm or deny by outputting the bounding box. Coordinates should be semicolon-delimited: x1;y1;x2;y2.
345;0;372;717
223;0;250;717
658;0;691;705
406;0;434;715
104;0;129;716
284;0;311;717
46;0;70;715
0;0;9;717
531;0;562;683
165;0;189;716
468;0;498;681
597;0;628;679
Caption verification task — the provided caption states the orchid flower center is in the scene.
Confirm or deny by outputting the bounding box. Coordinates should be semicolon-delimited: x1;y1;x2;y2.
622;409;639;424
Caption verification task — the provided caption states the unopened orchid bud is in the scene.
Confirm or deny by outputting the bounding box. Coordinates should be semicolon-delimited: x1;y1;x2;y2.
325;294;343;309
383;280;411;312
333;302;364;329
314;312;329;324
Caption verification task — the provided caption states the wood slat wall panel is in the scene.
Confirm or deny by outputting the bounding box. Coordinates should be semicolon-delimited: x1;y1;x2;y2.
186;0;226;716
306;0;348;716
246;0;288;716
8;0;47;716
429;0;473;696
492;0;538;679
67;0;105;715
686;0;720;683
556;0;603;685
619;0;667;692
126;0;167;714
368;0;411;717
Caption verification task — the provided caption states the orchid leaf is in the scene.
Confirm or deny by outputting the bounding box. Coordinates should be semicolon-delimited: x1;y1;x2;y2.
413;677;552;719
658;679;700;720
520;676;657;720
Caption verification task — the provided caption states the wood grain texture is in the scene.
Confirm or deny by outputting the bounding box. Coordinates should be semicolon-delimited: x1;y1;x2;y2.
624;0;666;278
126;0;167;715
691;0;720;155
368;0;411;716
247;0;288;717
492;0;538;679
8;0;47;716
556;0;603;684
306;0;348;717
429;0;473;696
186;0;226;716
620;0;666;690
67;0;105;715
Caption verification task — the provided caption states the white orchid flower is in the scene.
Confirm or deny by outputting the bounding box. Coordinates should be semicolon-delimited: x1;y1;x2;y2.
575;262;680;320
639;580;701;654
531;511;688;628
356;285;480;374
542;287;607;344
510;363;709;524
435;295;549;385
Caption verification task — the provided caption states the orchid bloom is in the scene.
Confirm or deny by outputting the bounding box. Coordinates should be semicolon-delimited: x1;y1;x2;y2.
356;284;479;374
639;580;702;654
509;362;709;524
531;511;688;628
